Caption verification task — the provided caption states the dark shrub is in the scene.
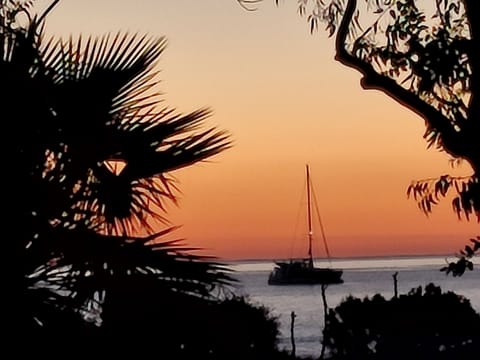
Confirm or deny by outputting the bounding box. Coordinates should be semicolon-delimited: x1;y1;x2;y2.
322;283;480;360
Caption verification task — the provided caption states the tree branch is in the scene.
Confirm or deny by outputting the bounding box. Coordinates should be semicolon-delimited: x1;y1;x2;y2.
463;0;479;133
334;0;465;159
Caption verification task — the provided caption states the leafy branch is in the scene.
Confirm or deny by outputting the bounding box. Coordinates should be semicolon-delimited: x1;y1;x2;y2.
407;174;479;220
441;236;480;276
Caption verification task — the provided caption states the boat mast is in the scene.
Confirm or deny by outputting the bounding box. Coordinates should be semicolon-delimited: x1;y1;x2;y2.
306;164;314;268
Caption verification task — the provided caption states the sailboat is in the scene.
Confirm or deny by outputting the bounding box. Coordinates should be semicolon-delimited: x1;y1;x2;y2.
268;165;343;285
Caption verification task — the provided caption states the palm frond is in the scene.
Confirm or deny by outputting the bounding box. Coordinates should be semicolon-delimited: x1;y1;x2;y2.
35;33;166;177
36;225;233;300
35;32;231;230
24;223;235;330
86;108;231;230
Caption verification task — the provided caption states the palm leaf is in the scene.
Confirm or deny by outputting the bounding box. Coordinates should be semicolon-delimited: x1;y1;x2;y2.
92;109;230;229
25;223;234;330
36;32;231;230
30;225;234;311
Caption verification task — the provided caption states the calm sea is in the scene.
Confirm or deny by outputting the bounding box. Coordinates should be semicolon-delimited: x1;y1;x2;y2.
227;256;480;358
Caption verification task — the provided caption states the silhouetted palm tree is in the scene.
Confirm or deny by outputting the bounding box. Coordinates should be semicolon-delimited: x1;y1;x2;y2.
3;0;232;341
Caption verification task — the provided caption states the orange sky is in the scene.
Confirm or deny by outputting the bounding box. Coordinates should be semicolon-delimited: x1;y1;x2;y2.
44;0;478;260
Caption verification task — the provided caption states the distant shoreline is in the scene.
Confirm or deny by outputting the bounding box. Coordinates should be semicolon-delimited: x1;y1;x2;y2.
224;253;460;263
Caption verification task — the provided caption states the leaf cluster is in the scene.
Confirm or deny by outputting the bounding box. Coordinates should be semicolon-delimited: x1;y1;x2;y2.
407;174;479;220
440;236;480;276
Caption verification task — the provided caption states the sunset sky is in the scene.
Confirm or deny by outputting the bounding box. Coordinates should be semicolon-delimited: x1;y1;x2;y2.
43;0;478;260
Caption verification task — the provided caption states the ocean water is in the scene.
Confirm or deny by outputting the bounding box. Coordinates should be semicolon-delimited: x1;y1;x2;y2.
229;256;480;358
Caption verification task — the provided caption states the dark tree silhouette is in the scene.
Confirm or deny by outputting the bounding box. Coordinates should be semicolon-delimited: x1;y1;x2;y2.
3;0;239;348
322;283;480;359
240;0;479;271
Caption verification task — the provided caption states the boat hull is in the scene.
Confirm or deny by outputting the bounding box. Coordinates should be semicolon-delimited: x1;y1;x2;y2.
268;261;343;285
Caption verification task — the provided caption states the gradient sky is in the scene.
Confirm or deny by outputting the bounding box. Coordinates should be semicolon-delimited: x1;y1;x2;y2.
43;0;478;259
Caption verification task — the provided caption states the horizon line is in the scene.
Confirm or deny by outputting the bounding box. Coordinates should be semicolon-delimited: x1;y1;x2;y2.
222;252;463;263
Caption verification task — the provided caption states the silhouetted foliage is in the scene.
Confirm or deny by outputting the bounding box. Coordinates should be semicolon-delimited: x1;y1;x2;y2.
441;235;480;276
322;283;480;359
25;291;293;359
249;0;479;193
241;0;479;269
6;2;303;357
97;294;287;359
4;0;238;347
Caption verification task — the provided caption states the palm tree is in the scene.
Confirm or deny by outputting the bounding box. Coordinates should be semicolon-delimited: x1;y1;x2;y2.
3;0;233;345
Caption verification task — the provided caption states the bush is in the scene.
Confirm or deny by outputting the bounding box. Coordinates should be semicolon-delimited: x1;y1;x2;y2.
68;292;287;360
322;283;480;360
